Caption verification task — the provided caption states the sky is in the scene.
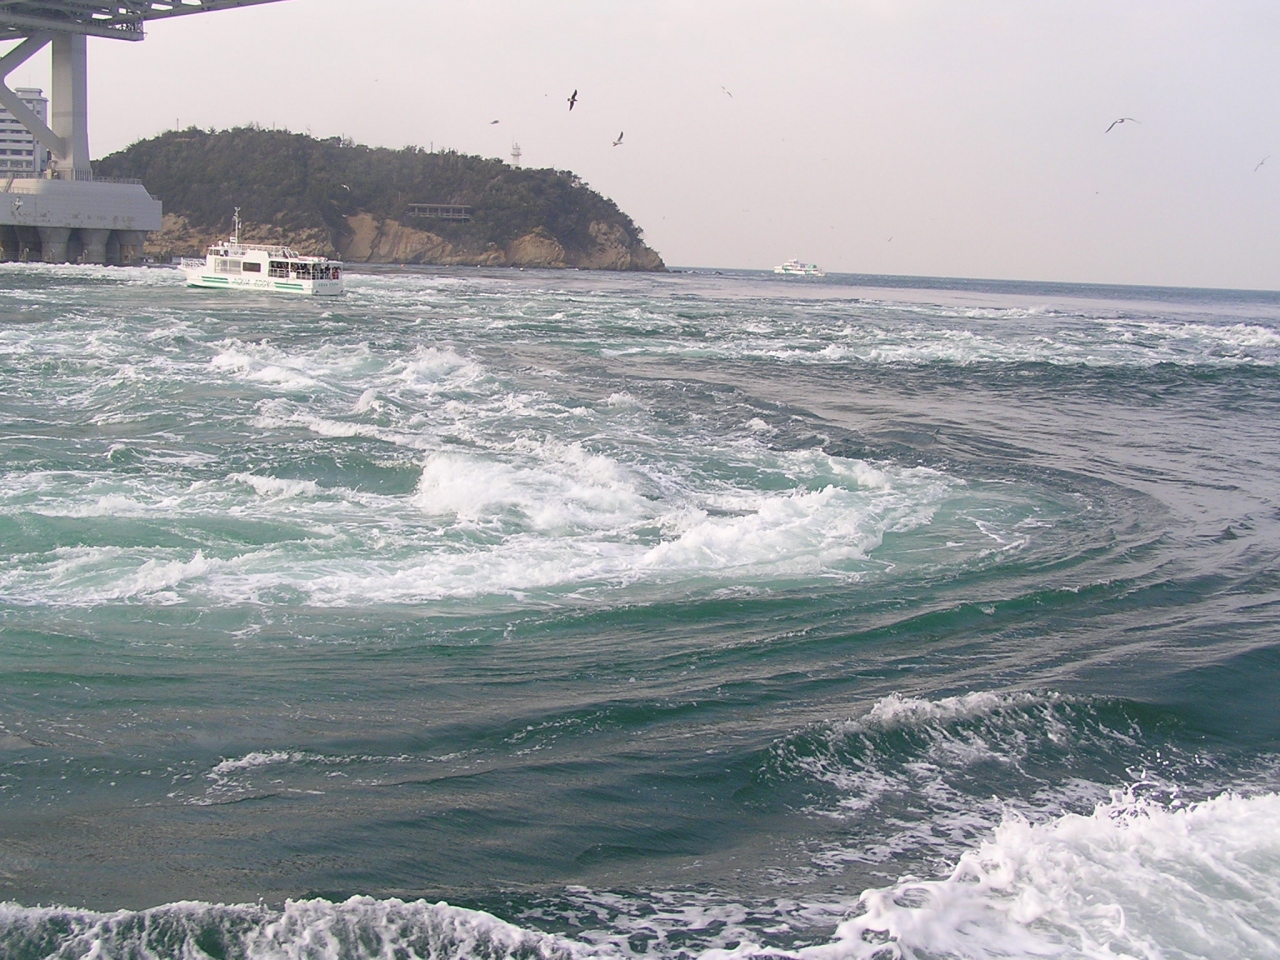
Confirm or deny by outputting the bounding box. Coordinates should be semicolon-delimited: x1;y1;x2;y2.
5;0;1280;288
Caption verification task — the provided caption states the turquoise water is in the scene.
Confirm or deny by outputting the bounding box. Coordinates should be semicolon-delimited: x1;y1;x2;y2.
2;263;1279;958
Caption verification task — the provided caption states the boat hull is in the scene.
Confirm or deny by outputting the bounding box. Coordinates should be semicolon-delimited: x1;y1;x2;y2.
183;269;344;296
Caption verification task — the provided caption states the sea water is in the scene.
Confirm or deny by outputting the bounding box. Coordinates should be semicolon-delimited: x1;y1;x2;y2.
1;263;1278;959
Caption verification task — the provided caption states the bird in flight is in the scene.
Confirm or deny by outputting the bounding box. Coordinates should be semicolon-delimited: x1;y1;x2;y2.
1105;117;1140;133
613;131;624;147
721;85;734;98
568;89;578;111
1255;155;1271;172
490;120;500;125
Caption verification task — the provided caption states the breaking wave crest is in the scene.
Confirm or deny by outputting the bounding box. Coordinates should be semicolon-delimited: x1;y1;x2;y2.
0;896;582;960
6;784;1278;960
804;789;1280;960
766;691;1173;865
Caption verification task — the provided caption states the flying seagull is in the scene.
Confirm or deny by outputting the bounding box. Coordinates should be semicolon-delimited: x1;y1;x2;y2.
612;131;624;147
568;89;578;111
1255;155;1270;173
721;85;734;98
490;119;500;125
1105;117;1140;133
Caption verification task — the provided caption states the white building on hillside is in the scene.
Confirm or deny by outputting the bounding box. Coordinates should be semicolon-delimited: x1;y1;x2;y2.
0;88;50;176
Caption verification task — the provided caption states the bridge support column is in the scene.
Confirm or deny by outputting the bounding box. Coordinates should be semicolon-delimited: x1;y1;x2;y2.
79;228;110;264
51;32;91;179
115;230;147;264
38;226;70;262
15;226;40;261
0;225;17;261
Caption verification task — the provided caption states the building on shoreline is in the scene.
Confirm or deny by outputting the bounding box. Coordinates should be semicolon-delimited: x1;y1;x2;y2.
0;88;50;176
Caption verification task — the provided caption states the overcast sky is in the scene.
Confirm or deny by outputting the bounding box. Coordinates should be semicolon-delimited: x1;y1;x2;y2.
6;0;1279;288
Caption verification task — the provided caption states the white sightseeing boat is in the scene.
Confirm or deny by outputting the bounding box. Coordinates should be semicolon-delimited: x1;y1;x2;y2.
774;258;825;277
181;210;344;296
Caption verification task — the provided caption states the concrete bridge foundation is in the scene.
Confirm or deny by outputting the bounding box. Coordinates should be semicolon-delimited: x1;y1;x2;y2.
38;226;70;263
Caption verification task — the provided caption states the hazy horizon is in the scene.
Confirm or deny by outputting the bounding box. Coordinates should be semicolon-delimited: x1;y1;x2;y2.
3;0;1277;289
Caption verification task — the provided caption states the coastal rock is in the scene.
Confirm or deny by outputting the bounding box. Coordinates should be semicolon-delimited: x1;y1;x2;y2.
506;229;568;268
146;211;664;272
145;213;332;260
339;214;453;264
579;220;664;271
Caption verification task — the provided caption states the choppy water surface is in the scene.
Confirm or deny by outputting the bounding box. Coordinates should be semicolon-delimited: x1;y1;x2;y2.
2;264;1279;959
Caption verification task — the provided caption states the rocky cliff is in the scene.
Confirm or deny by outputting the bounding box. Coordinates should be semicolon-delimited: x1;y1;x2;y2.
95;127;664;271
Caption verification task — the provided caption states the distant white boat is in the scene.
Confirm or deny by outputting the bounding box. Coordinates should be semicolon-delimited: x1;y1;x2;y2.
774;258;825;277
182;208;344;296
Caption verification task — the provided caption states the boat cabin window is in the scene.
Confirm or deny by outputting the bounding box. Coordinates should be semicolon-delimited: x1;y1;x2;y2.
268;260;289;278
242;261;262;273
215;258;242;274
295;263;313;280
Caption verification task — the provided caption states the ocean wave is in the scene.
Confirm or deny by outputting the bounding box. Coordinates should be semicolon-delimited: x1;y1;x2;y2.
0;896;584;960
765;691;1186;869
805;789;1280;960
229;473;321;499
5;785;1277;960
601;325;1280;368
0;445;987;607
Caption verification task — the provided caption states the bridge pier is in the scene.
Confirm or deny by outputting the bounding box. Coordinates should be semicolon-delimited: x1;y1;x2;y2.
51;33;92;179
115;230;147;264
80;228;111;264
0;2;290;266
15;226;40;261
38;226;70;263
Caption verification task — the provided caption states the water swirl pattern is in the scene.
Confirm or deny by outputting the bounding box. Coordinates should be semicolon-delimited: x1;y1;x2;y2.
2;264;1279;959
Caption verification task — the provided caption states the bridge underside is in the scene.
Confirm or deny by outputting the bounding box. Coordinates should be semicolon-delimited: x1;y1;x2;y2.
0;1;289;42
0;0;288;261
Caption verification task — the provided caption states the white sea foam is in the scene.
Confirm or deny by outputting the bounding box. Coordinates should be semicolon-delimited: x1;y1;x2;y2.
9;795;1272;960
230;472;321;499
855;690;1048;733
209;339;389;395
113;550;223;601
394;346;487;390
353;387;382;413
0;896;585;960
1;270;1098;611
0;443;1037;608
208;750;306;777
803;789;1280;960
599;309;1280;368
768;690;1155;877
640;485;905;575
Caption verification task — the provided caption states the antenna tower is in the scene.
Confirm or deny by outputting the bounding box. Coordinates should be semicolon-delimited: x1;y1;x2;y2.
511;142;522;167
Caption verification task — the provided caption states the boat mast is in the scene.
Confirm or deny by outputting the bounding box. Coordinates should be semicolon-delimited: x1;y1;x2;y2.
231;207;241;245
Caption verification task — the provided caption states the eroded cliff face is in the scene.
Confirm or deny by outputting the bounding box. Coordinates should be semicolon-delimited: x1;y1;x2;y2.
580;221;664;271
332;215;661;270
147;215;333;260
146;212;664;271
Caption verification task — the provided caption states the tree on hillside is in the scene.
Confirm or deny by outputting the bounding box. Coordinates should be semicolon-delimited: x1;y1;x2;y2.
95;127;648;257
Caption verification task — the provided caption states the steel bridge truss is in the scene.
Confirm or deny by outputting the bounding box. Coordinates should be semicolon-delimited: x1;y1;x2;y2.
0;1;288;41
0;0;288;178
